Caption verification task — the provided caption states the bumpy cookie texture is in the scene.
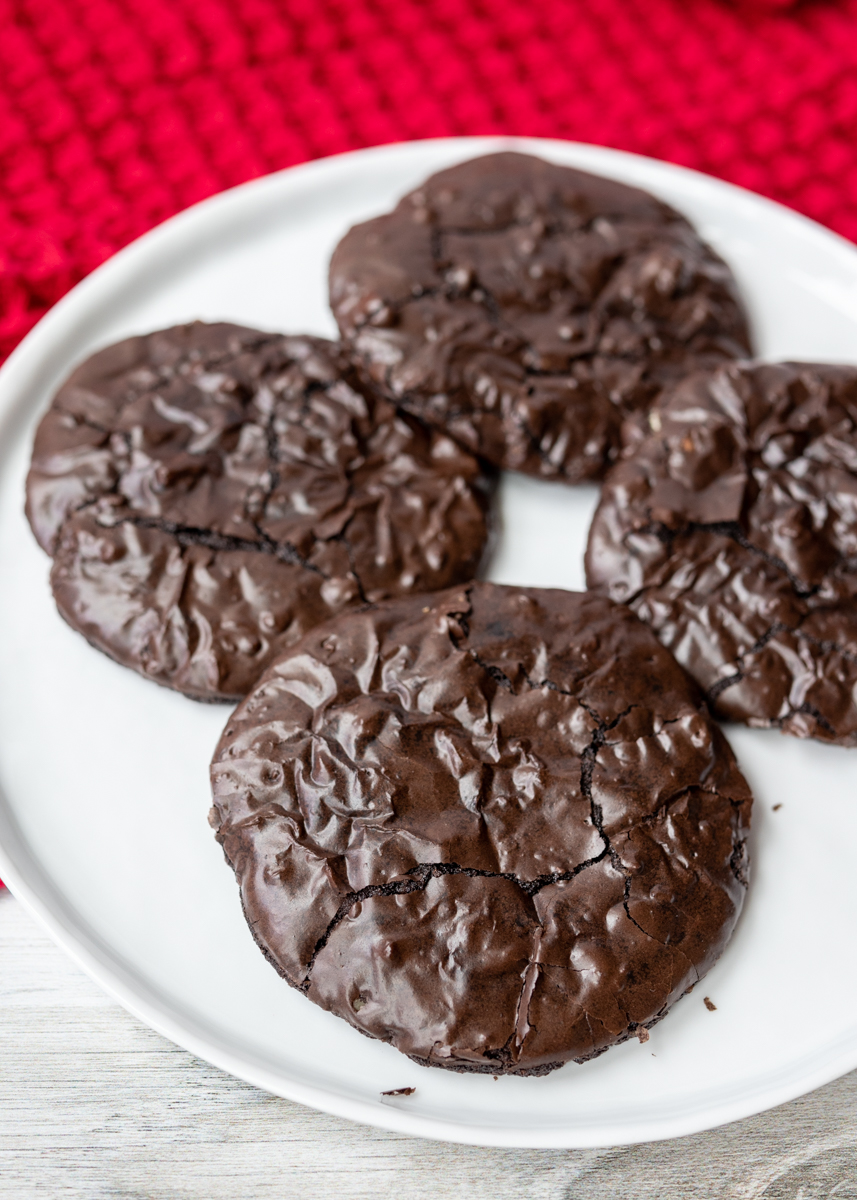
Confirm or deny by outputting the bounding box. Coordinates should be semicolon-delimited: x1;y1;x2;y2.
210;582;751;1075
25;323;491;700
330;152;751;483
586;361;857;745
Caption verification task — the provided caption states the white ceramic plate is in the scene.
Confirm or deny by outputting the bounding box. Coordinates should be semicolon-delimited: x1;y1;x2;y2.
1;137;856;1149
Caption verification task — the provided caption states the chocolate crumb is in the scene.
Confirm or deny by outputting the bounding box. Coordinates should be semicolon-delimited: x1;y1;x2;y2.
772;804;783;812
381;1087;416;1096
704;996;717;1012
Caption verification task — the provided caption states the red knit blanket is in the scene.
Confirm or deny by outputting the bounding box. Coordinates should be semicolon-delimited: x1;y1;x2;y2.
2;0;856;365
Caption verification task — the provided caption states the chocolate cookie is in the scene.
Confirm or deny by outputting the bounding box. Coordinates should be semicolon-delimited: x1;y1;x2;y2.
586;361;857;744
210;582;751;1075
330;152;751;483
26;323;491;700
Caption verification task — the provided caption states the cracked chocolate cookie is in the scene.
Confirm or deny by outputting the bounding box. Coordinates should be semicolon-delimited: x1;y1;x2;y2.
210;582;752;1075
330;152;751;483
586;361;857;745
26;322;491;700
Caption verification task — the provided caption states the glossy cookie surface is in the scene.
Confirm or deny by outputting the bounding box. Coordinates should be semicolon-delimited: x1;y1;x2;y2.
330;152;751;483
586;361;857;744
210;582;752;1075
26;323;491;700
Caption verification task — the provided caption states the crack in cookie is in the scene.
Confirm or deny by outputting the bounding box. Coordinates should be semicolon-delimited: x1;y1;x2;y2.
330;152;751;483
25;322;493;700
587;360;857;744
210;583;752;1075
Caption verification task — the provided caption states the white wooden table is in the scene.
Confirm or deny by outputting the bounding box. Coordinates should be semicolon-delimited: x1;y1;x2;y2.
0;889;854;1199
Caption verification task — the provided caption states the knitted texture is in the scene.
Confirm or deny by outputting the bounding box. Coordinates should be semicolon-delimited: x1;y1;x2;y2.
2;0;857;363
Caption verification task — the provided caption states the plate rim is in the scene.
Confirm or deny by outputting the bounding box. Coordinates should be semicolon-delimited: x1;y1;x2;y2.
1;134;856;1149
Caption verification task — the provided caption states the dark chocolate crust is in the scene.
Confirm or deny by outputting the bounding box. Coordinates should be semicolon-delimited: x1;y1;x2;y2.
210;582;751;1075
586;361;857;744
330;152;751;483
25;323;491;700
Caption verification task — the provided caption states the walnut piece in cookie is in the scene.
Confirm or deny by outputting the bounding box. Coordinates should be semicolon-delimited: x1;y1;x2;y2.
210;582;752;1075
26;323;492;700
330;152;751;483
586;361;857;745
